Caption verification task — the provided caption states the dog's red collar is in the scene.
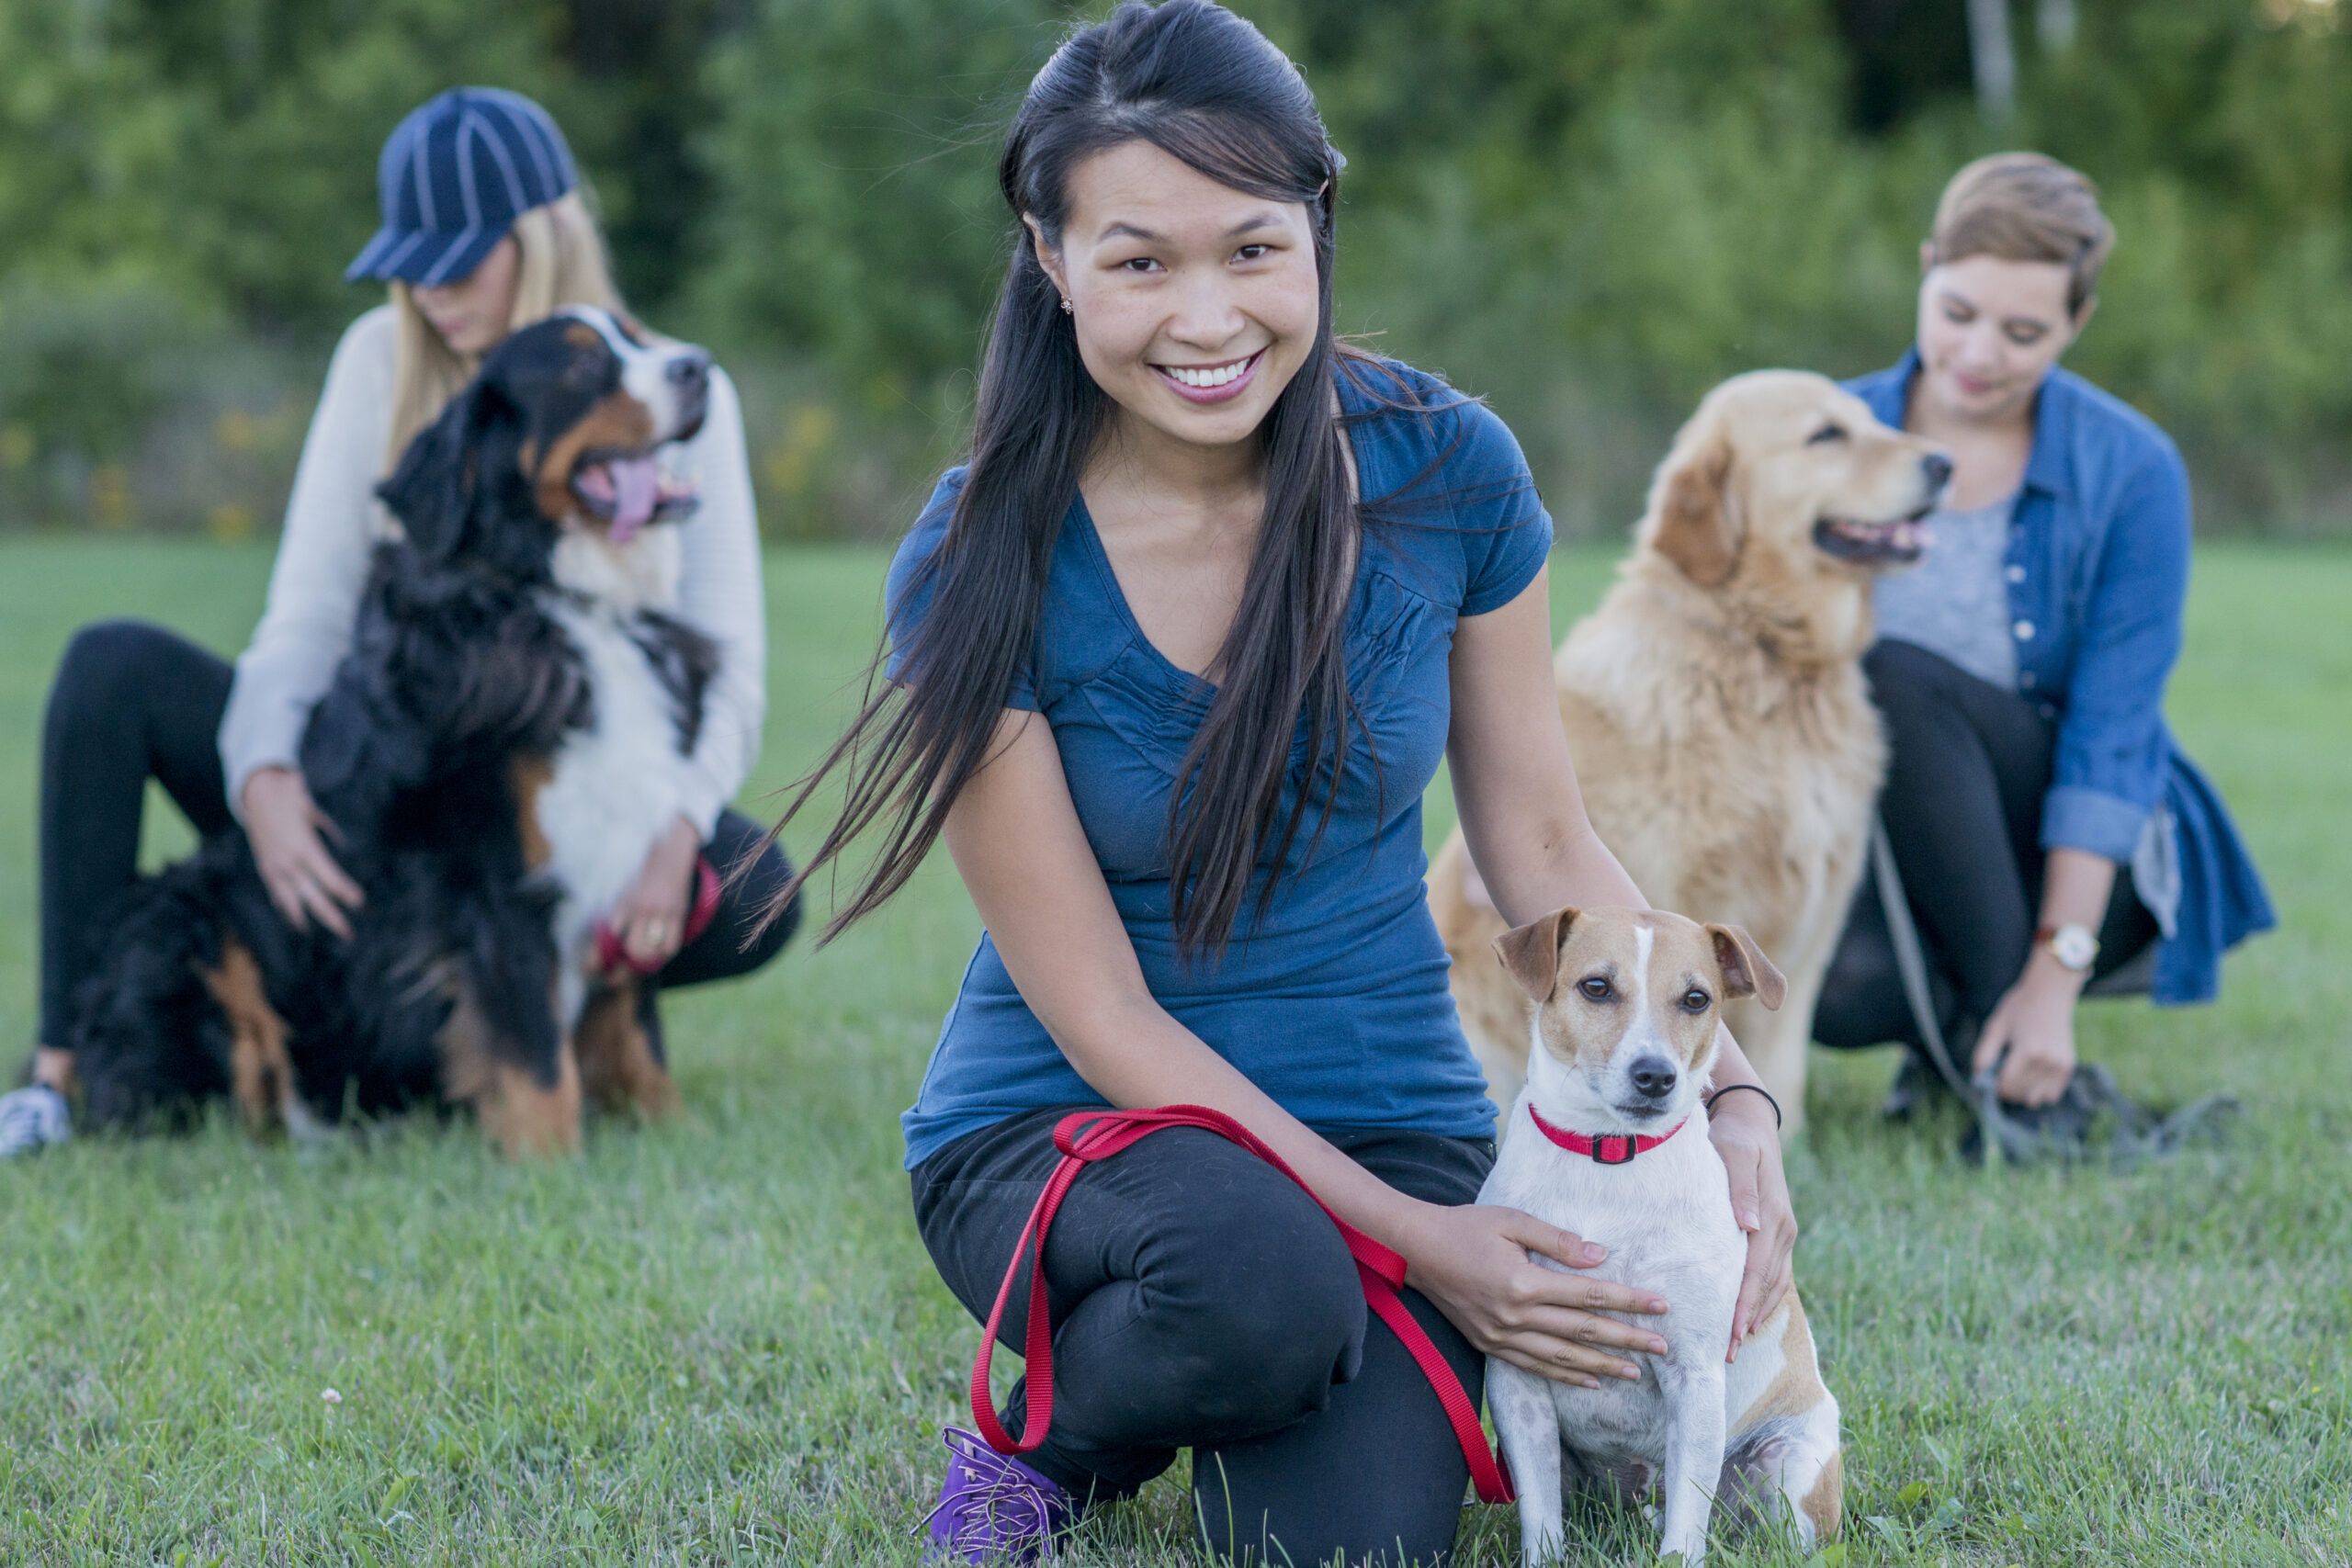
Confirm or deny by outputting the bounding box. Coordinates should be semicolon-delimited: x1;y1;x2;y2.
1527;1103;1687;1165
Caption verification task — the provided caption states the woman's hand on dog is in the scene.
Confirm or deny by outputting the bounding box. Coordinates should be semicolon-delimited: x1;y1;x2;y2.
601;816;702;974
242;766;364;940
1398;1202;1670;1389
1709;1092;1796;1362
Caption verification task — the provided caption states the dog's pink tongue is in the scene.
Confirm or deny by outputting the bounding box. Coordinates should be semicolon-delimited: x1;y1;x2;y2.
606;457;661;544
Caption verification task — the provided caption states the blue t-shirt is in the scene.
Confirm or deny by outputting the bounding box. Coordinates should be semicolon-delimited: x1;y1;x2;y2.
888;357;1555;1169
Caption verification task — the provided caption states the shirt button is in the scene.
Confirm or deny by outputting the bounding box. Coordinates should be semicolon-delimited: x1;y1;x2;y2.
2014;619;2036;641
2006;564;2026;583
2040;703;2057;719
2020;671;2037;689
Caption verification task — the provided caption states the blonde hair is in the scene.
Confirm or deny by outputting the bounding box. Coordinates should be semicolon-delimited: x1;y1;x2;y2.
1928;152;2114;318
384;190;627;465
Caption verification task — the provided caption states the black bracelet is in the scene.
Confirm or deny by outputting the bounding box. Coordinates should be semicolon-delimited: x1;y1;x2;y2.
1705;1082;1782;1129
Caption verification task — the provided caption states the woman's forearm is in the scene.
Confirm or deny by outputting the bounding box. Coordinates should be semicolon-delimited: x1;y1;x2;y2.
1048;991;1439;1250
1476;819;1645;931
220;310;395;820
2037;847;2117;941
2024;845;2117;992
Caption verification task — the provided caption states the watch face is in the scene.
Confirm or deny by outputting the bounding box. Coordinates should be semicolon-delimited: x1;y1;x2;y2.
2052;925;2098;970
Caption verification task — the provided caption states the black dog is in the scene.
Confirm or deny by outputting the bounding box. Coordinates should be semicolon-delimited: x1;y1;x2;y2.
72;308;717;1156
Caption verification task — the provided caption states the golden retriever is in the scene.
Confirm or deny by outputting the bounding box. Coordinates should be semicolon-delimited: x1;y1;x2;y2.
1431;371;1950;1136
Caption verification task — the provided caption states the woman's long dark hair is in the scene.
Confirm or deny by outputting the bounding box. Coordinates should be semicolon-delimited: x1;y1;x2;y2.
755;0;1382;963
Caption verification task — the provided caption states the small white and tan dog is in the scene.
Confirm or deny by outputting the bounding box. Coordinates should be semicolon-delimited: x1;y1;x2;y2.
1477;905;1841;1565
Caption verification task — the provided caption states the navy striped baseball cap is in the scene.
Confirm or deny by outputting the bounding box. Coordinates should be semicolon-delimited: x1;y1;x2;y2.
345;87;579;286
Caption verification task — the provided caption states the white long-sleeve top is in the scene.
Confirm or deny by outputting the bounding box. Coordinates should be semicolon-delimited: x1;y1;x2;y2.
218;305;767;837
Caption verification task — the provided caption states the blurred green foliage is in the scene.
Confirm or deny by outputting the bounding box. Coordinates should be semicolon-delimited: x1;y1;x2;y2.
2;0;2346;536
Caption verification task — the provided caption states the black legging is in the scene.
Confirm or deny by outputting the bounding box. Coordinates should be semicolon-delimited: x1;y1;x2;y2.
1815;638;2158;1053
37;619;797;1051
913;1106;1493;1567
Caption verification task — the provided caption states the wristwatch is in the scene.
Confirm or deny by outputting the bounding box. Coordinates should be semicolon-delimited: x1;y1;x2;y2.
2037;922;2100;973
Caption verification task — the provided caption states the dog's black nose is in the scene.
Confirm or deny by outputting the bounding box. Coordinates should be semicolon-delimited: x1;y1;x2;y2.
1922;452;1954;491
667;350;711;391
1629;1056;1678;1099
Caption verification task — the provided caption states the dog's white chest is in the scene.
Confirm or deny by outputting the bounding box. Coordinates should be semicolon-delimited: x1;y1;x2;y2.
1480;1120;1746;1461
535;601;699;958
1537;1224;1732;1466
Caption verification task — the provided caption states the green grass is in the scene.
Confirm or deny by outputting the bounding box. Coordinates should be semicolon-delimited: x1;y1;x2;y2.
1;536;2346;1567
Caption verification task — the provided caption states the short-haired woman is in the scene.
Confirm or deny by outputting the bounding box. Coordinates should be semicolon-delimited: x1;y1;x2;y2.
761;5;1800;1561
1815;152;2272;1115
2;88;797;1156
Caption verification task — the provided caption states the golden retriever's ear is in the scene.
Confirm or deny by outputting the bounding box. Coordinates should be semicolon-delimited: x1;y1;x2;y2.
1706;922;1786;1010
1645;418;1739;587
1493;907;1579;1002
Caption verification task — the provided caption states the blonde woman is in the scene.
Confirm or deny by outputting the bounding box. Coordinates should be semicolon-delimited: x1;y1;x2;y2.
4;88;794;1156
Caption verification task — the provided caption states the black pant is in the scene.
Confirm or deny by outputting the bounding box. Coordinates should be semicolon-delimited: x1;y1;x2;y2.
1815;639;2159;1052
37;619;797;1049
912;1106;1494;1567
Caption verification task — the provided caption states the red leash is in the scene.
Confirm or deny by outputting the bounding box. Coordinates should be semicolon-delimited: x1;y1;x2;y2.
968;1104;1513;1505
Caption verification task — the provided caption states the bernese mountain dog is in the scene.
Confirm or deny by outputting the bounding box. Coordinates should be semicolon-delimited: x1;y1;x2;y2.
70;307;721;1156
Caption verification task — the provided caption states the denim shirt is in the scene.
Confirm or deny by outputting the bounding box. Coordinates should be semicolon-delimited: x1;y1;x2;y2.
1846;352;2273;1004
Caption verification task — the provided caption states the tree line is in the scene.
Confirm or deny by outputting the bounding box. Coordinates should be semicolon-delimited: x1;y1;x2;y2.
3;0;2345;536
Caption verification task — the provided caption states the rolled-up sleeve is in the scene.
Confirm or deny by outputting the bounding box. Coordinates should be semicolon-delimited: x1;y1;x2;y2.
2041;445;2190;862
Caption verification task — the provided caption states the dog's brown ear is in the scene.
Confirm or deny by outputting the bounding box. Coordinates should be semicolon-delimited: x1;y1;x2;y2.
1706;922;1786;1010
1645;415;1739;587
1493;907;1579;1002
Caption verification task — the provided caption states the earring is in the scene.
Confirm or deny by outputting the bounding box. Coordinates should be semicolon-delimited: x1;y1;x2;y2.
1059;297;1072;314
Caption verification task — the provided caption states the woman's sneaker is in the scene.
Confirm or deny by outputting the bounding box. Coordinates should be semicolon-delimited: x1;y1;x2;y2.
919;1427;1081;1563
0;1084;71;1158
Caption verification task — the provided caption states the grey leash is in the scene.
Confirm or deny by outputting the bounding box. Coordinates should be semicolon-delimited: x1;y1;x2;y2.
1871;818;1972;1099
1869;817;2237;1167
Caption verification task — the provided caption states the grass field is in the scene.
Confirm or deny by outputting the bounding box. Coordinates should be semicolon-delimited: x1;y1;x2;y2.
1;535;2346;1567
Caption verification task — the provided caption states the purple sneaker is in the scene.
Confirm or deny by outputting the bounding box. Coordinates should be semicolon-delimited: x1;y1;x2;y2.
919;1427;1082;1563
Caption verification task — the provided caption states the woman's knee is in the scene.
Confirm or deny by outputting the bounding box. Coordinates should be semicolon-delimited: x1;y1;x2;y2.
1863;640;1996;784
724;835;800;968
1813;929;1908;1049
691;820;799;976
52;620;178;716
1862;636;1953;688
1862;637;1967;725
46;622;199;768
1132;1188;1365;1428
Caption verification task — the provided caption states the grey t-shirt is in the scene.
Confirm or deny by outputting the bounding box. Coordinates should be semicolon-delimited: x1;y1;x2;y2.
1872;491;2019;691
1868;489;2184;939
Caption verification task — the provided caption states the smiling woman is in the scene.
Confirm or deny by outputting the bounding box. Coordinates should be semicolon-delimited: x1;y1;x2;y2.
746;3;1800;1563
1030;145;1322;445
1815;152;2273;1129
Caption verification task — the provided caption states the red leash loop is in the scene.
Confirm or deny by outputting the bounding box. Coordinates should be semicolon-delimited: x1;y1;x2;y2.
594;855;723;976
968;1105;1513;1506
